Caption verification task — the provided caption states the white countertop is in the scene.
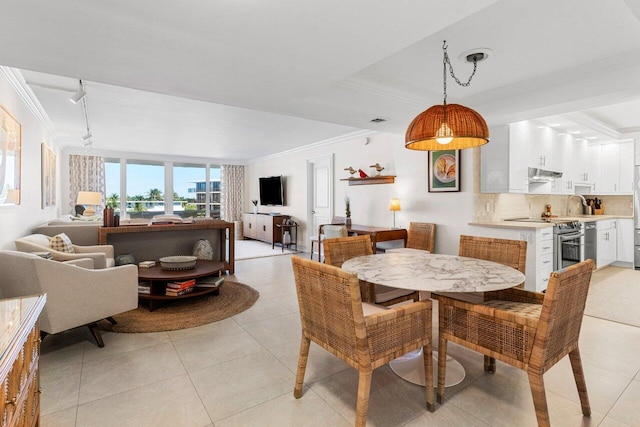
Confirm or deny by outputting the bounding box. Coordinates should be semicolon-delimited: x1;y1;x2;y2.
470;215;633;229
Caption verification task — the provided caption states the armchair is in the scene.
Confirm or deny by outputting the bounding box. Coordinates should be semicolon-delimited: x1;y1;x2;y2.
0;250;138;347
15;233;115;269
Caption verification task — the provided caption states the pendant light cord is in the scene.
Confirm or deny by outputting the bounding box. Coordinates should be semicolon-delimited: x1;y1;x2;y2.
442;40;479;104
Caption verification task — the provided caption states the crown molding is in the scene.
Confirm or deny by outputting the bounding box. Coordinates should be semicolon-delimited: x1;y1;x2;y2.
0;67;57;137
247;129;378;164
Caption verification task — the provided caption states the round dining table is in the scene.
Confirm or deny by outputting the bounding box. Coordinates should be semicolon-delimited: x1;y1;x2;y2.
342;251;526;387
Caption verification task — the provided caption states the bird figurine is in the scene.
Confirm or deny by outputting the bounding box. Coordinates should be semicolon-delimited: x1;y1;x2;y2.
369;163;384;175
344;166;357;176
358;169;369;178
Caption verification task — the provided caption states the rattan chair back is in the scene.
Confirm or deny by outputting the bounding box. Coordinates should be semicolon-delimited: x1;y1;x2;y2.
323;235;372;267
458;235;526;274
406;222;436;253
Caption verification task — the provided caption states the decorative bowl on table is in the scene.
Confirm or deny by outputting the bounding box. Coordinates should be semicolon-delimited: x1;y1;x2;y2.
159;255;197;270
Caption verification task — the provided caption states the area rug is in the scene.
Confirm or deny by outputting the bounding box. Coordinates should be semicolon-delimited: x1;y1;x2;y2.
97;281;259;333
235;239;298;260
584;267;640;327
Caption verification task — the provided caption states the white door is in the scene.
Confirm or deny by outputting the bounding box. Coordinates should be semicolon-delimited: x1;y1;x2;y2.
307;155;333;240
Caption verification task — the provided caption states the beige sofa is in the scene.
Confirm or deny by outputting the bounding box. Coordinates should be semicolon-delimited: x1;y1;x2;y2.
35;220;101;246
0;250;138;347
15;234;115;268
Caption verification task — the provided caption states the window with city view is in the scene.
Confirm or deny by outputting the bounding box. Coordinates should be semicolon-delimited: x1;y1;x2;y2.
105;159;221;219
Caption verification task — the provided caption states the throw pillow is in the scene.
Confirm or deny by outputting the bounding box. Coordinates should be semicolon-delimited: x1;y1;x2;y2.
50;233;75;253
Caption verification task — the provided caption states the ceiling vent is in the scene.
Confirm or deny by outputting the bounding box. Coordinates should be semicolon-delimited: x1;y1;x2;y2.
370;118;386;123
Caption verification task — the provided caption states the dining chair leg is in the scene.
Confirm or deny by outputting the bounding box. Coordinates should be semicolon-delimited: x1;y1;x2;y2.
422;344;435;411
355;369;373;427
437;337;447;404
484;355;496;372
527;370;551;427
294;337;311;398
569;347;591;417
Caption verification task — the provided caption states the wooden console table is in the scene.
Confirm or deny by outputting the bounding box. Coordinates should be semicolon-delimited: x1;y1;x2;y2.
99;221;234;274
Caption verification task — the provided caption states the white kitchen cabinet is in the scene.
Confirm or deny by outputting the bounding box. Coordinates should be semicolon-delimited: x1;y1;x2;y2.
616;218;634;264
596;219;617;268
530;124;558;170
551;133;573;194
588;144;602;193
599;144;619;193
481;124;528;193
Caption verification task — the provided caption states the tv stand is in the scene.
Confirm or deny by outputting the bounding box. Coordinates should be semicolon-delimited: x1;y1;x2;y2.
242;213;289;246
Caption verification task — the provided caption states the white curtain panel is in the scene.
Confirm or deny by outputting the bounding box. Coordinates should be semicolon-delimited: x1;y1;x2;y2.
68;155;105;215
220;164;244;221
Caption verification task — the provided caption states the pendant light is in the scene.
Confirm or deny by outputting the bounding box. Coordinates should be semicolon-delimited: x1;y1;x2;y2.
405;41;489;151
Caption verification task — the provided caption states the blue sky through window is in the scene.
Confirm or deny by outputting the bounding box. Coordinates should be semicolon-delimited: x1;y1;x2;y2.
105;162;220;199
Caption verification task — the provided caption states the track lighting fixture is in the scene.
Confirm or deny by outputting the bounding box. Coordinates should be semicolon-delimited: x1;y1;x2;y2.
70;80;86;104
80;132;92;141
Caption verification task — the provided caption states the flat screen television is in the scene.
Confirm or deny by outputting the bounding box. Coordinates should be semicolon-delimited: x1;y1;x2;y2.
259;176;285;206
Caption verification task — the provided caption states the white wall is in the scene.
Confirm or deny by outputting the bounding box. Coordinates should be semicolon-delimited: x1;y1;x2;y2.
0;72;58;250
247;132;478;255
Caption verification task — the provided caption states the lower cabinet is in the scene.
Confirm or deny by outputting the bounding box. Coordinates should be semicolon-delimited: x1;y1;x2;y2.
597;219;617;268
242;213;289;245
616;218;634;264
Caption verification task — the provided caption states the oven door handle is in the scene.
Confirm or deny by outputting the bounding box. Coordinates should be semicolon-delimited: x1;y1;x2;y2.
558;233;584;242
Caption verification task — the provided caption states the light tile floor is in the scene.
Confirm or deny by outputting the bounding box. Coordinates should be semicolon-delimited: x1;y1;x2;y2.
40;254;640;426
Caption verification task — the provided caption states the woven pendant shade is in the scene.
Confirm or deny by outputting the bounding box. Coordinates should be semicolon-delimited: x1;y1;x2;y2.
405;104;489;151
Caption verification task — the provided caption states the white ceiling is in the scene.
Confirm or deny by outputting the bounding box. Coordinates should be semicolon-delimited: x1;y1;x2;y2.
3;0;640;160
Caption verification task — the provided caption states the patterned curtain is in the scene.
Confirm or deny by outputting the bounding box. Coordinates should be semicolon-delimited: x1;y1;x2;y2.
220;164;244;221
68;155;105;214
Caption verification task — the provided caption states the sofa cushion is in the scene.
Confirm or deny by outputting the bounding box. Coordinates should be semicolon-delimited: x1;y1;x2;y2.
50;233;75;253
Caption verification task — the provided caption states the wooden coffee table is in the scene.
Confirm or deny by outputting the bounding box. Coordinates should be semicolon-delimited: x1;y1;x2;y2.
138;260;224;311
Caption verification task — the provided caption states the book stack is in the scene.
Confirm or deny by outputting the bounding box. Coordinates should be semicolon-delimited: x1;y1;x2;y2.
165;279;196;296
138;283;151;294
195;276;224;289
138;260;156;268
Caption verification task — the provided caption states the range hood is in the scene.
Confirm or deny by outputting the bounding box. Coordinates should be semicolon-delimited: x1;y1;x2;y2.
528;167;562;183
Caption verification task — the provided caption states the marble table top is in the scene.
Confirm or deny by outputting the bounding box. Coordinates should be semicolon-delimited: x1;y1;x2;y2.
341;252;525;293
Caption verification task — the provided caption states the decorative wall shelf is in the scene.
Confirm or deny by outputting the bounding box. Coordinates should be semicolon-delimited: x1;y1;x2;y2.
340;176;395;186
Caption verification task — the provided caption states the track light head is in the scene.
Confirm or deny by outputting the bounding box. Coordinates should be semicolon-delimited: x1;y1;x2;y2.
82;139;93;147
70;80;86;104
80;132;92;141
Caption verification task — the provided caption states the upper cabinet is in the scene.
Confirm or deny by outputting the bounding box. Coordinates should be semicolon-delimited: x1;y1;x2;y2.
481;120;634;195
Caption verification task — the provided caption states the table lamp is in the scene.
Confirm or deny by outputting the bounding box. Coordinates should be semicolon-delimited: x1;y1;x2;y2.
389;198;401;229
5;189;20;205
76;191;102;216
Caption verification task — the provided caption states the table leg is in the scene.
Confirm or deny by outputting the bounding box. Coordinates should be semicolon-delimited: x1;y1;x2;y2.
389;349;465;387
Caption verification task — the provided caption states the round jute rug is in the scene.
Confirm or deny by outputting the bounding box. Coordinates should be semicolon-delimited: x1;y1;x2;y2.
97;281;259;333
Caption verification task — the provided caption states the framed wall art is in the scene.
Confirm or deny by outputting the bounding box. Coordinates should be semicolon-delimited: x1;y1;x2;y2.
0;104;21;205
428;149;460;192
41;143;56;208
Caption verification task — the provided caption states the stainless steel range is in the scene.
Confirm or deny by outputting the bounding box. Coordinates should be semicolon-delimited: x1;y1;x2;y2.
553;220;584;270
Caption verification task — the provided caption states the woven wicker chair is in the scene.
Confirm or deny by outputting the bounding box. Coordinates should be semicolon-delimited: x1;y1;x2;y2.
291;256;434;426
433;259;594;427
406;222;436;253
323;235;420;306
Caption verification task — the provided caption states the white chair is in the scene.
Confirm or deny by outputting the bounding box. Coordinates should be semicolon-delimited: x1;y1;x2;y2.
309;218;347;262
0;250;138;347
15;233;115;269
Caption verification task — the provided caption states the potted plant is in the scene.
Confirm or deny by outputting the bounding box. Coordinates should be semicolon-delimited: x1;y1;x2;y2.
252;199;258;214
345;195;351;226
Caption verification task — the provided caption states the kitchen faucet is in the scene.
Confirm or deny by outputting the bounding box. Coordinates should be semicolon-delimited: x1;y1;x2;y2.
566;195;587;216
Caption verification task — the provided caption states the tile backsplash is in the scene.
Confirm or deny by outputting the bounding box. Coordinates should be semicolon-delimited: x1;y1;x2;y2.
473;193;633;221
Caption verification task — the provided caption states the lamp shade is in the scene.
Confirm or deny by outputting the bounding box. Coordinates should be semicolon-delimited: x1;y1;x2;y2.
76;191;102;206
405;104;489;151
5;189;20;204
389;198;401;211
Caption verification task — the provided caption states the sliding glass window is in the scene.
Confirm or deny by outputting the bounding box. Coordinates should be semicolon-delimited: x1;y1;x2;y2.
126;160;165;219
